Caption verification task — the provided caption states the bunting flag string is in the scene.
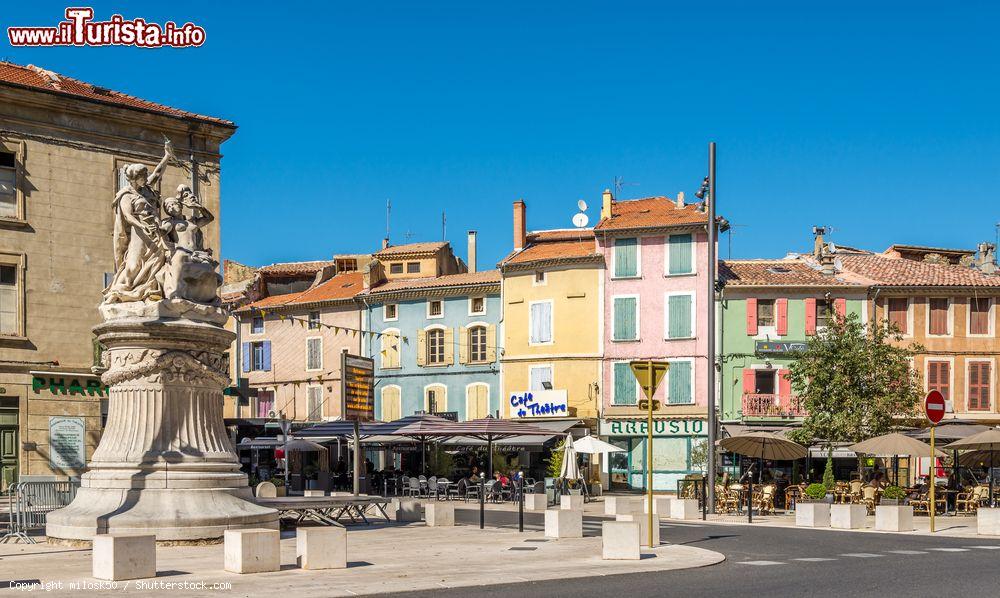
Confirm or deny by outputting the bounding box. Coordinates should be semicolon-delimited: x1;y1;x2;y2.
254;308;406;342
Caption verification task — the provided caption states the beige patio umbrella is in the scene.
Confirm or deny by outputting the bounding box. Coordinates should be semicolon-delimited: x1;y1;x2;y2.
718;431;807;461
947;428;1000;505
848;433;946;458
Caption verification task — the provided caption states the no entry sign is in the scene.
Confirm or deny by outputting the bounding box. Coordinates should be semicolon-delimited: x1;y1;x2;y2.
925;390;946;424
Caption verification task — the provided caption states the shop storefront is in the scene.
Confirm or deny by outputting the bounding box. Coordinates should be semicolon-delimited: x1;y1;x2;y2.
600;417;707;492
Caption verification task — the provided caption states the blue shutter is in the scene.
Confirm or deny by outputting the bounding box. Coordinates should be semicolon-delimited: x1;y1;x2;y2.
613;362;636;405
241;342;251;373
614;238;638;277
668;234;693;275
613;297;637;340
668;294;692;338
262;341;272;372
668;361;692;404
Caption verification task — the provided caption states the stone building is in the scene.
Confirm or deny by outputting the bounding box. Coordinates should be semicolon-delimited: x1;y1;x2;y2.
0;62;235;486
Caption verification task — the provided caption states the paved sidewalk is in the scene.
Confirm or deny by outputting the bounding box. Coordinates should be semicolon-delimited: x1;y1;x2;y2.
0;522;723;596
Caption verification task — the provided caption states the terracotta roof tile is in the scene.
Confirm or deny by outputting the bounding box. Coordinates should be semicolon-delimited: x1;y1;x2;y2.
594;196;708;231
840;254;1000;287
367;270;500;294
375;241;447;256
239;272;365;311
0;62;233;126
502;230;601;267
720;260;867;288
258;260;336;276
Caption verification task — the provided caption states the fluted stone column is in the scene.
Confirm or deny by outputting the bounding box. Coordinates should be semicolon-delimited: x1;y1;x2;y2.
46;318;278;543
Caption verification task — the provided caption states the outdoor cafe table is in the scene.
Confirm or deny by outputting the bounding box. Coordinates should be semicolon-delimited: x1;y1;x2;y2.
254;495;391;526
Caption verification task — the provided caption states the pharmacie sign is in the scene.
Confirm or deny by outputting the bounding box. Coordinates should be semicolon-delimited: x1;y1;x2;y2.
510;390;568;418
600;418;706;437
32;375;108;397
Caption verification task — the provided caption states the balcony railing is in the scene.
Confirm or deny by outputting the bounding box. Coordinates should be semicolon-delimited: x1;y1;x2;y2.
742;393;807;418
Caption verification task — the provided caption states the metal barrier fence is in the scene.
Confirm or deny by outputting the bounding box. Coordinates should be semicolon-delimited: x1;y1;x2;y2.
676;477;708;520
1;481;79;544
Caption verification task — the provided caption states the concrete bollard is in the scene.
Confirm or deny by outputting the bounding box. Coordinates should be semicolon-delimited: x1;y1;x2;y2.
524;493;547;511
831;504;868;529
224;528;281;574
425;502;455;527
296;527;347;570
602;521;641;560
978;507;1000;535
560;494;584;510
616;512;660;547
795;503;832;528
668;498;700;520
544;508;583;539
303;489;326;497
643;496;672;516
605;496;640;516
395;499;423;522
874;505;914;532
92;534;156;581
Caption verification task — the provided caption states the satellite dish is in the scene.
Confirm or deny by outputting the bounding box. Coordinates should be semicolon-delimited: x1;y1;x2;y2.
577;199;588;212
572;213;589;228
828;242;838;254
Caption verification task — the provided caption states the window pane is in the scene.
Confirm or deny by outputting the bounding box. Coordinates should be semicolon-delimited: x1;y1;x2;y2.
529;366;552;391
888;298;908;333
390;263;403;274
816;300;833;328
652;437;688;471
614;238;638;277
613;297;637;340
757;300;775;327
530;302;552;343
251;316;263;334
0;284;15;334
470;326;487;362
668;294;692;338
613;362;636;405
0;167;15;218
668;234;693;275
971;298;990;335
929;299;949;334
428;329;444;363
307;338;321;369
307;387;322;421
668;360;692;404
407;262;420;273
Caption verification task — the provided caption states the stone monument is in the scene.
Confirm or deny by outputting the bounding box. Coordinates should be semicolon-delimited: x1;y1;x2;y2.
46;141;278;543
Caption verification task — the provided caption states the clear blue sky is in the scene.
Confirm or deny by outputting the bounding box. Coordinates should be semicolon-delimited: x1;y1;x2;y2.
4;1;998;267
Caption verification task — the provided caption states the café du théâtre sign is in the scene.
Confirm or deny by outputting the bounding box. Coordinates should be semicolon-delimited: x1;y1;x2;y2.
341;353;375;422
510;390;568;418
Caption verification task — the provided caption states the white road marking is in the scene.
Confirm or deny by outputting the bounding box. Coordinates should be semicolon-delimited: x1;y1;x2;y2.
793;557;837;562
887;550;928;555
738;560;786;566
967;545;1000;550
840;553;883;558
927;547;970;552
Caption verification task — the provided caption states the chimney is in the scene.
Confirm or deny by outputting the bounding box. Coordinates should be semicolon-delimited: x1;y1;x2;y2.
601;189;614;220
813;226;836;275
977;242;998;274
467;230;478;273
676;191;685;208
812;226;826;261
382;237;389;250
513;200;527;251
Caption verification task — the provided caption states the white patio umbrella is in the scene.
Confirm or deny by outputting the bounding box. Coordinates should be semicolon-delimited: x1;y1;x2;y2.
573;435;626;455
559;433;581;480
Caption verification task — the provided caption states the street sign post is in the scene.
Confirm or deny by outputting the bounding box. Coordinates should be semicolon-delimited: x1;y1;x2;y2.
925;390;946;533
630;360;669;548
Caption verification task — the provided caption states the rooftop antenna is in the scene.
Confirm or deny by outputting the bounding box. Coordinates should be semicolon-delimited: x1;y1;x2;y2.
726;223;749;259
385;199;391;243
442;211;447;241
403;229;415;242
613;175;639;198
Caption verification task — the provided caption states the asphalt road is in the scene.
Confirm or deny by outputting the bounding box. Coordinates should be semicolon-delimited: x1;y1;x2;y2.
384;508;1000;598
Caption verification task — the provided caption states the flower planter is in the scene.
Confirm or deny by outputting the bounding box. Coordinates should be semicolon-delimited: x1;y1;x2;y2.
830;504;868;529
977;507;1000;535
795;502;831;527
875;505;914;532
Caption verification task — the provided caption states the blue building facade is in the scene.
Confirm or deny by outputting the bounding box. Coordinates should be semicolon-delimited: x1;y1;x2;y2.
364;271;502;422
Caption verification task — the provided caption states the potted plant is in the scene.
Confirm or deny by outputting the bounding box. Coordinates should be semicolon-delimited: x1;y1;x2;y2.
270;476;287;497
880;485;906;506
796;483;833;528
875;485;914;532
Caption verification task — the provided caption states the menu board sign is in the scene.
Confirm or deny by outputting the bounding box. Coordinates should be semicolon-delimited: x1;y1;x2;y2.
341;353;375;422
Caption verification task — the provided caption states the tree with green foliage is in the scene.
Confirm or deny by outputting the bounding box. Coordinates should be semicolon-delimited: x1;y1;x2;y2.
427;445;454;477
546;441;565;478
788;313;924;447
822;454;836;491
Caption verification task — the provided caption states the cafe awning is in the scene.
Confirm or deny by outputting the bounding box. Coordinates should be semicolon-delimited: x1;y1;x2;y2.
442;419;582;449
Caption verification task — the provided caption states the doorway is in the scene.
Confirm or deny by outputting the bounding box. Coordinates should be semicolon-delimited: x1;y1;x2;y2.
0;398;18;491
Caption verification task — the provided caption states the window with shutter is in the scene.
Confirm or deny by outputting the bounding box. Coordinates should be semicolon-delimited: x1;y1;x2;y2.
306;337;322;370
251;316;264;334
530;301;552;344
927;360;950;401
613;362;637;405
667;234;693;275
614;238;638;278
251;341;266;371
968;362;991;411
613;296;638;340
529;366;552;391
888;298;909;334
381;386;401;421
757;299;775;327
380;331;400;369
0;152;17;218
307;386;323;421
929;298;949;335
667;360;693;404
469;326;487;363
307;311;321;329
427;328;445;364
666;293;694;339
970;298;991;335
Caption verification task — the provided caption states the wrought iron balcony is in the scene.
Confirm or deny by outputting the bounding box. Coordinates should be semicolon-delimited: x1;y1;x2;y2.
741;393;806;418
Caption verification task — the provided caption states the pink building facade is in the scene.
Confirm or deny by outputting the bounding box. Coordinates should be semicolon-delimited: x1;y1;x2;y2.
594;190;711;492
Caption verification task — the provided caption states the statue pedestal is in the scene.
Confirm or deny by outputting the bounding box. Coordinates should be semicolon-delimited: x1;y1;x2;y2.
46;316;278;543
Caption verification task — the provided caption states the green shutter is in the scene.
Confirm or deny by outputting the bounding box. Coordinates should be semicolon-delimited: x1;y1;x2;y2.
615;238;638;277
613;297;637;340
614;362;636;405
669;234;693;275
668;294;692;338
668;360;692;404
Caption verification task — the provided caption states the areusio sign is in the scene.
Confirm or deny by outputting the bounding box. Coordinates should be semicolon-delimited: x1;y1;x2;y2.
509;390;568;418
600;418;706;437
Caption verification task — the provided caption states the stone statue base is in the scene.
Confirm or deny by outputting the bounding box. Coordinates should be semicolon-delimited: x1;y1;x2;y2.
98;298;227;326
46;316;277;543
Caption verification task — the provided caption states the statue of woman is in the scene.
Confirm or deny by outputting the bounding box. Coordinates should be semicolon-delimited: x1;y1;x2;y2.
104;142;173;304
160;185;220;303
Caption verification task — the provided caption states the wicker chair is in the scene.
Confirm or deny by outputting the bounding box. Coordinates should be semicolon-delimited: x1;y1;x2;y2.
956;485;989;514
848;480;864;504
753;484;776;515
912;488;947;515
716;487;739;513
860;485;878;514
784;485;803;512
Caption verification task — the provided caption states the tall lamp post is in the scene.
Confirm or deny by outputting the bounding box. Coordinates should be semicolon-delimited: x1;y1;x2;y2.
696;142;718;512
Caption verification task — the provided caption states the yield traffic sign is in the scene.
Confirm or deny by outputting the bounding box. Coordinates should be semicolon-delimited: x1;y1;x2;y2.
925;390;946;425
629;361;669;401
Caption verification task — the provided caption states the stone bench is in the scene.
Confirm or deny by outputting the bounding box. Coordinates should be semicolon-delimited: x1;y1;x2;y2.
92;534;156;581
296;527;346;570
605;496;640;516
560;494;584;510
545;508;583;539
425;502;455;527
224;528;280;574
602;521;640;560
616;512;660;547
831;504;867;529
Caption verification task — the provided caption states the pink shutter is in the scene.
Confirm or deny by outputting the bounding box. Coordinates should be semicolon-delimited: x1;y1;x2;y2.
778;369;792;398
742;369;756;394
834;298;847;320
776;298;788;336
805;298;817;335
746;298;758;336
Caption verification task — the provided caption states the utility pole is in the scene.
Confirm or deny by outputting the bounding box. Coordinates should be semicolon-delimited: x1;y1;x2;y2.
706;142;718;513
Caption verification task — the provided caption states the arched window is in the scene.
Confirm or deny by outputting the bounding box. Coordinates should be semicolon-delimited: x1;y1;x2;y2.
468;326;487;363
427;328;445;364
